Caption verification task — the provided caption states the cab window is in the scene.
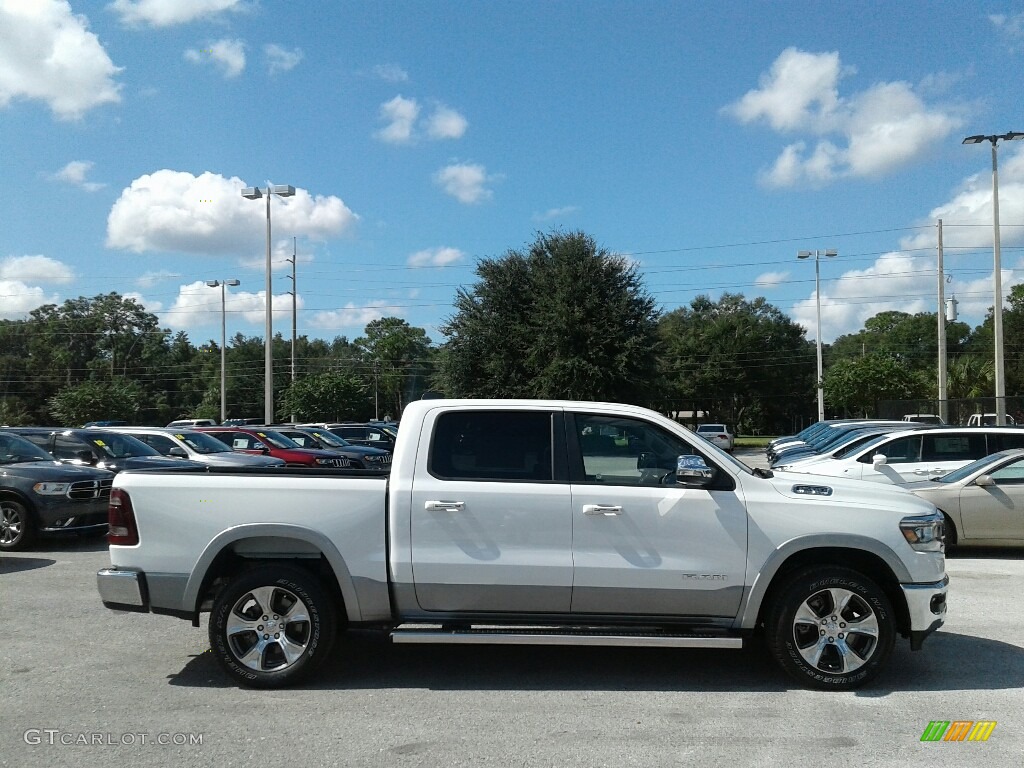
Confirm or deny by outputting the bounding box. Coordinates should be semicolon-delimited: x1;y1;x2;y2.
429;411;554;482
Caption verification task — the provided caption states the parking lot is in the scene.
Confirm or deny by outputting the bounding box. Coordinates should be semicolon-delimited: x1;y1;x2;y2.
2;501;1022;768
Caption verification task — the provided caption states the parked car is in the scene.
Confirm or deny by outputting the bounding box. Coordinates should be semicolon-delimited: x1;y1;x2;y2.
0;430;112;551
965;413;1016;427
167;418;218;428
302;422;396;452
694;423;734;452
196;427;356;467
769;421;918;467
772;422;944;468
906;449;1024;548
6;428;205;473
780;426;1024;485
902;414;945;425
273;427;392;468
97;427;286;468
82;420;129;428
221;418;265;427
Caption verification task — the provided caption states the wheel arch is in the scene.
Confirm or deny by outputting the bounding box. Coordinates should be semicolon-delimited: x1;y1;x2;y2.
740;539;912;638
186;524;361;623
0;488;36;514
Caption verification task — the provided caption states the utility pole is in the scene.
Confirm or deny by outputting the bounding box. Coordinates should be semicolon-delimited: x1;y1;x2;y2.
937;219;948;424
285;237;297;423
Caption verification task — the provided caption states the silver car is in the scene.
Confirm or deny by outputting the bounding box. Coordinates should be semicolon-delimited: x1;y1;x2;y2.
97;427;285;468
906;448;1024;547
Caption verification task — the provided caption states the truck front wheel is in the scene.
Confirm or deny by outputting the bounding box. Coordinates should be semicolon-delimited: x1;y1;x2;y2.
209;565;337;689
766;566;895;690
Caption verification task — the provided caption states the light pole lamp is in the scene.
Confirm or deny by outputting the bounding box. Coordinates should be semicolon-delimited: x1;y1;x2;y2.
962;132;1024;426
241;183;295;425
798;249;837;422
206;279;240;424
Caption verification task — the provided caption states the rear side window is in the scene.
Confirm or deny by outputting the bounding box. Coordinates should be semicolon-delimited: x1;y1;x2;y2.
923;433;986;462
137;433;178;454
861;436;921;464
429;411;553;482
991;432;1024;451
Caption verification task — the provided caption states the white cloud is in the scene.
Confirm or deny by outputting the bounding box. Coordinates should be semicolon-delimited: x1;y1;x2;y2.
0;0;122;120
264;43;303;75
375;95;420;144
434;163;494;204
0;280;58;320
371;64;409;82
136;269;181;288
424;104;468;140
163;280;301;330
533;205;581;222
122;291;162;313
108;0;244;27
990;12;1024;38
184;38;246;78
407;247;465;268
755;271;789;288
725;47;963;187
309;300;401;331
52;160;105;191
106;169;359;255
0;254;74;284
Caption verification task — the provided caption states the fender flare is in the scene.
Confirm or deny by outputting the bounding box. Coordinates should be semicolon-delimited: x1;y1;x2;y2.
184;523;363;622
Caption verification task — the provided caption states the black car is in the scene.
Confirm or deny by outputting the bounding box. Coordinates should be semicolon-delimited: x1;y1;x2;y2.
302;422;397;452
0;431;112;551
6;427;205;473
274;427;393;468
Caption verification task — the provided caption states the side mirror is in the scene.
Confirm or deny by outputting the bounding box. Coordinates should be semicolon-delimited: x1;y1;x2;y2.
168;447;189;459
872;454;888;470
676;454;716;488
974;474;995;487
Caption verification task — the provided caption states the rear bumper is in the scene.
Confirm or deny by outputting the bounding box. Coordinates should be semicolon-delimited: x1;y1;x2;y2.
901;576;948;649
97;567;148;612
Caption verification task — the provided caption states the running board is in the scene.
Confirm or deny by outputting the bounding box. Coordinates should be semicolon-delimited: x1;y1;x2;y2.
390;626;743;649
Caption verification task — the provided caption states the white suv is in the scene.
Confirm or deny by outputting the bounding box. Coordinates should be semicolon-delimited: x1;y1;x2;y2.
779;427;1024;485
695;423;735;452
966;413;1016;426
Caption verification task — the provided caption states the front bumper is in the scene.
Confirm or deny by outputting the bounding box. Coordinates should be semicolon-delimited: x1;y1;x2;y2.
97;567;148;612
902;576;948;650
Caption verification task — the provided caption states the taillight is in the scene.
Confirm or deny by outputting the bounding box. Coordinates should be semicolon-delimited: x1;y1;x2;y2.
108;488;139;546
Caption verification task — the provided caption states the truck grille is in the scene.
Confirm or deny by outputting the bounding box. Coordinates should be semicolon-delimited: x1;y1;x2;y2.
68;478;114;500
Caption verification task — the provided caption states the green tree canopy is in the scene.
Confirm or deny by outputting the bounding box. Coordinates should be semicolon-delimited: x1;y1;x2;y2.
47;378;146;426
823;353;930;416
435;231;659;402
280;371;370;422
355;317;434;417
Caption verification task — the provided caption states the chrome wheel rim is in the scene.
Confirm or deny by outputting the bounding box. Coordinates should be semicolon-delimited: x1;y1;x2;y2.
225;586;312;672
0;504;24;546
792;587;879;674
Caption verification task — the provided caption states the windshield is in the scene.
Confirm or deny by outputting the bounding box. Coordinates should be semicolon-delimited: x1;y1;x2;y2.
252;430;301;449
935;452;1009;484
85;432;160;458
0;432;55;464
174;431;233;454
303;430;349;448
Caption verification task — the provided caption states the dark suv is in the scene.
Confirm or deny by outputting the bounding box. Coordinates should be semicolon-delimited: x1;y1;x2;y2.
7;427;204;473
0;431;112;550
301;422;396;452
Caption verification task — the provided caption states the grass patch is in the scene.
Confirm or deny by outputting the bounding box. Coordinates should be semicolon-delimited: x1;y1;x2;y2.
735;436;774;448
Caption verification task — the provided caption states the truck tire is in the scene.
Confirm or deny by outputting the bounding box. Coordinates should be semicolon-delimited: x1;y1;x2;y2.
766;566;895;690
0;499;35;551
209;565;337;689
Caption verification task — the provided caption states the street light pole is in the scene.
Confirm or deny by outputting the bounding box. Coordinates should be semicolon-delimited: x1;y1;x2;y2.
963;132;1024;426
798;249;837;422
285;237;297;423
206;279;240;424
241;184;295;425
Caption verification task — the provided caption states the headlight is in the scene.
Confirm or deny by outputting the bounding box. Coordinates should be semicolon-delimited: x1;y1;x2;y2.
33;482;70;496
365;455;383;462
314;458;334;465
900;513;945;552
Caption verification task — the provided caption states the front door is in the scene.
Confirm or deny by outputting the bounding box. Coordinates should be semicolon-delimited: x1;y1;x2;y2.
567;412;747;618
409;409;573;613
960;454;1024;540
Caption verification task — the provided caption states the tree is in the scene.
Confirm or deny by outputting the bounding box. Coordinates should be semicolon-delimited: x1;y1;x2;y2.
436;231;659;402
47;378;146;426
280;371;371;422
657;294;815;434
822;354;929;416
355;318;433;417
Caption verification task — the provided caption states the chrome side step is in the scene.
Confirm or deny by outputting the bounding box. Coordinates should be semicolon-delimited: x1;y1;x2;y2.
390;625;743;649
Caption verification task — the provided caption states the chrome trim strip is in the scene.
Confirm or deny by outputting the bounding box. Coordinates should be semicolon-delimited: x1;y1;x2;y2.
390;630;743;648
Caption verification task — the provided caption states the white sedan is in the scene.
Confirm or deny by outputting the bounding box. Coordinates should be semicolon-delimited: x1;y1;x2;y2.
695;423;734;452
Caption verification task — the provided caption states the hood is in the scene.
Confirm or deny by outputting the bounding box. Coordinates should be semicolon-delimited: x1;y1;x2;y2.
0;461;112;481
103;456;206;472
768;469;937;515
330;444;390;458
200;453;286;467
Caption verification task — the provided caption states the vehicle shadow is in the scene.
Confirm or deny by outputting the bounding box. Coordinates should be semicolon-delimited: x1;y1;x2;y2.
167;628;1024;694
0;556;56;573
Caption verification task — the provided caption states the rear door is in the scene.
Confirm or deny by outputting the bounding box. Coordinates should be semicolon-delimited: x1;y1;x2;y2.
409;408;573;613
567;411;747;618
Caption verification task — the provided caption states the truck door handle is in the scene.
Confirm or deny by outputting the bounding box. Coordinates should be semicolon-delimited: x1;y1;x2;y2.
425;500;465;512
583;504;623;516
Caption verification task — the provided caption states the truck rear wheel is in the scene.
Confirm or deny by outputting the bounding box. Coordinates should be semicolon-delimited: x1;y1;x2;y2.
209;565;337;689
766;566;895;690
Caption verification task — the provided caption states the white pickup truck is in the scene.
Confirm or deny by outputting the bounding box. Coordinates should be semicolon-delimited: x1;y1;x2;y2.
98;399;948;690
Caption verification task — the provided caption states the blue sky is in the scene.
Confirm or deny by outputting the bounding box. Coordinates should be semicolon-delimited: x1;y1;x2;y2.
3;0;1024;347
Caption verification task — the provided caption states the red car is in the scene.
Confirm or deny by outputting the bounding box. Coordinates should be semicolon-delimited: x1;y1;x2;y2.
196;427;355;467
